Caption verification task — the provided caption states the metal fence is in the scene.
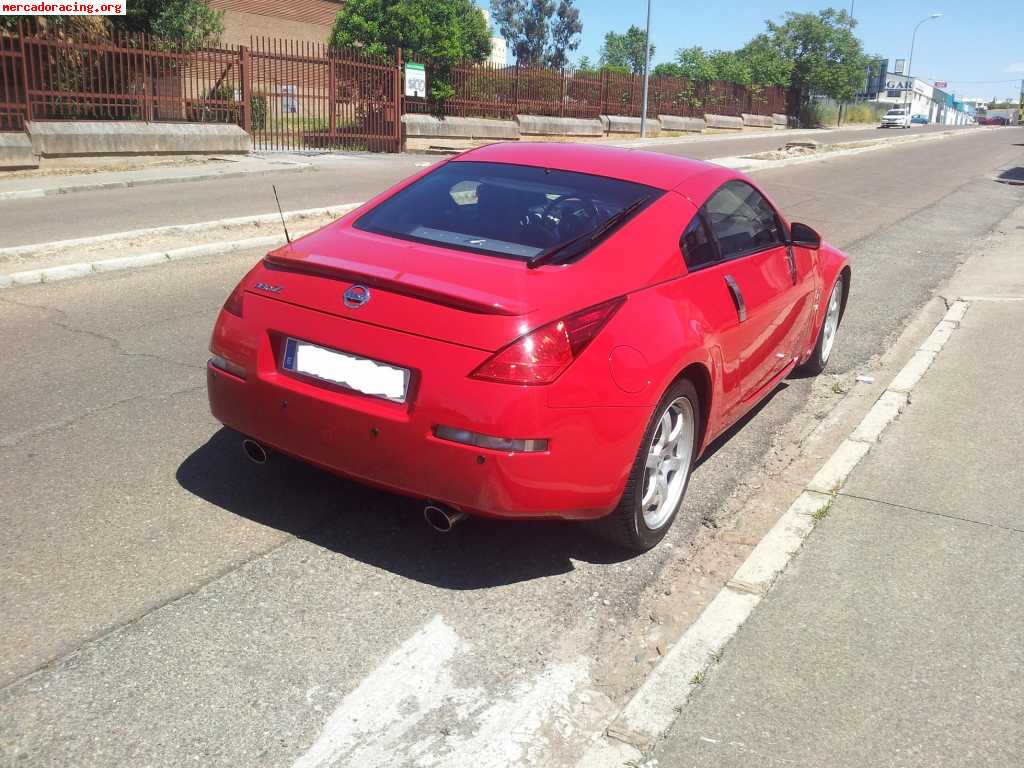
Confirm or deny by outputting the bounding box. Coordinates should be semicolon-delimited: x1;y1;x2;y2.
0;27;788;151
0;27;402;152
249;37;400;152
403;59;787;121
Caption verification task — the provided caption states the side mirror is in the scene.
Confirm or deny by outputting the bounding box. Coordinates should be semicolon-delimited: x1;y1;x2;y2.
790;222;821;249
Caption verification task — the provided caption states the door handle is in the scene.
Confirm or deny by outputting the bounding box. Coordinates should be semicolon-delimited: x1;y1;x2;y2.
724;274;746;322
785;246;798;285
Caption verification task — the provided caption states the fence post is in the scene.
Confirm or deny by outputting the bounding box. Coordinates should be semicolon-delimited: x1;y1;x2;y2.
141;37;153;122
559;68;566;117
513;62;520;116
601;69;608;115
326;49;337;136
239;45;252;133
394;48;403;153
18;19;32;122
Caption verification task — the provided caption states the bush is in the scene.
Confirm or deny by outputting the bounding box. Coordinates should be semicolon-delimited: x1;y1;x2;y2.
842;102;886;124
800;100;837;128
250;94;267;130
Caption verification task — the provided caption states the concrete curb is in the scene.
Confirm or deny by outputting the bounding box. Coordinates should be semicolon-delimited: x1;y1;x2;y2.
0;162;311;201
0;203;362;262
0;202;363;287
576;299;971;764
5;235;284;286
719;127;993;173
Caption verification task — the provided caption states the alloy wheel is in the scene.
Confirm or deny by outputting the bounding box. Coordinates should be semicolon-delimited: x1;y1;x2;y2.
821;277;843;363
641;397;695;530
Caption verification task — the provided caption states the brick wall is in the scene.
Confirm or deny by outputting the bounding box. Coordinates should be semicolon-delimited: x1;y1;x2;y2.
219;10;334;48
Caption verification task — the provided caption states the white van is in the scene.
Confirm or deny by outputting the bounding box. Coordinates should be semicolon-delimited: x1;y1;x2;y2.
881;108;911;128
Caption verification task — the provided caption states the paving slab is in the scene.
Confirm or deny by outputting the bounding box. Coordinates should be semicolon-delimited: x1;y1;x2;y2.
652;495;1024;767
845;302;1024;531
652;277;1024;768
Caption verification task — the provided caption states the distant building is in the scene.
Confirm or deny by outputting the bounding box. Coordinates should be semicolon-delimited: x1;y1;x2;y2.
871;70;972;125
480;9;507;67
206;0;344;47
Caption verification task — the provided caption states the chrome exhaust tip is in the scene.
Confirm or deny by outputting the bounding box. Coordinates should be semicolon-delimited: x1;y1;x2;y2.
424;503;467;533
241;438;269;465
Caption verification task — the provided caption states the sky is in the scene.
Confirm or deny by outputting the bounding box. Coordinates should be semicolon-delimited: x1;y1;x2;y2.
481;0;1024;102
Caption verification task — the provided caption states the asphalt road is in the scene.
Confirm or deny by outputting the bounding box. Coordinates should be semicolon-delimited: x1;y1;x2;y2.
0;123;970;248
1;127;1021;768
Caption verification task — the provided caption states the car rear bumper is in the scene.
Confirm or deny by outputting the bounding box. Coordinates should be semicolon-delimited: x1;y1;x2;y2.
207;296;650;520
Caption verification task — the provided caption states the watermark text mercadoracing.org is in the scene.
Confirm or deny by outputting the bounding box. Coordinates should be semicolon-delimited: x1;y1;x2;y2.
2;2;125;14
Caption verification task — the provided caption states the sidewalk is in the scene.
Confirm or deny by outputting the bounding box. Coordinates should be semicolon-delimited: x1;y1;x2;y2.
0;152;318;200
649;206;1024;766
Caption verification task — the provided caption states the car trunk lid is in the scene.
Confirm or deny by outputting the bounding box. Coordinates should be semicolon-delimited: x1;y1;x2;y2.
255;223;551;352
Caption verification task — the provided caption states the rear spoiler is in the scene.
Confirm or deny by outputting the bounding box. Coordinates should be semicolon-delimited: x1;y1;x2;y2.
263;252;531;317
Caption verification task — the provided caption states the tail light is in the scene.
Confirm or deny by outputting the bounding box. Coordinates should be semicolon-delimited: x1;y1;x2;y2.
471;297;625;385
222;281;245;317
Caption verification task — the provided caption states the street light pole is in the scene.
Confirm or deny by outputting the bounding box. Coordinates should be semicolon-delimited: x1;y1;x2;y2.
639;0;653;138
904;13;942;116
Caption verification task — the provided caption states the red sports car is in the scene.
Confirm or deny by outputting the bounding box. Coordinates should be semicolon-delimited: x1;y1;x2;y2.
207;143;849;550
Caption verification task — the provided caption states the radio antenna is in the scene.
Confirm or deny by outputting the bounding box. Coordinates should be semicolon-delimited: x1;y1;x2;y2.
272;185;292;245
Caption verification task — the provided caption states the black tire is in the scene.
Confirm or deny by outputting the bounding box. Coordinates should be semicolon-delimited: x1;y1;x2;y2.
591;379;701;552
800;273;845;376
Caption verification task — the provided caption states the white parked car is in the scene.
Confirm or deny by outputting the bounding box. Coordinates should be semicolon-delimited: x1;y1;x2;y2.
880;108;911;128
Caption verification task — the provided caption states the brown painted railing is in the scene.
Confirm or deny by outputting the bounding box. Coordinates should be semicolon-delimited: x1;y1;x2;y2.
403;59;787;121
0;26;788;152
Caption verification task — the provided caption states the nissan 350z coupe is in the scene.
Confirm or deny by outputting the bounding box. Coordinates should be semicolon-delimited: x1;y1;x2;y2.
207;143;849;551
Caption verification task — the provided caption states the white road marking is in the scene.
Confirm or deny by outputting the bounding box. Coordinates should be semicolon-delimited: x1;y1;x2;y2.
415;658;599;768
291;616;606;768
291;615;471;768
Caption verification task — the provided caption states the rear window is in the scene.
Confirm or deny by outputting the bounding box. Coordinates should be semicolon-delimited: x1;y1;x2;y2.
354;161;660;262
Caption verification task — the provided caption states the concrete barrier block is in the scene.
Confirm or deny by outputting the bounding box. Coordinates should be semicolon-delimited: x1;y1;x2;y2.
772;113;788;127
658;115;705;133
516;114;604;137
27;121;251;157
704;114;744;130
599;114;660;136
741;113;774;128
0;132;38;169
401;114;519;140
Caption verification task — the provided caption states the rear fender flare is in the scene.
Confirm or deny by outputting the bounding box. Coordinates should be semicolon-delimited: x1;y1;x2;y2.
649;346;721;457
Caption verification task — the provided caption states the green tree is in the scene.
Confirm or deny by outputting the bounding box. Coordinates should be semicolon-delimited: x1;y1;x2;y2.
599;25;653;75
2;0;223;47
758;8;867;105
116;0;224;48
491;0;583;68
672;46;716;81
736;34;792;87
652;61;684;78
547;0;582;69
708;50;752;85
330;0;490;103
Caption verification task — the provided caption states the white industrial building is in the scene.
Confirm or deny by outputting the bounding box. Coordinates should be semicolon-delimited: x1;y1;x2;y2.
872;73;972;125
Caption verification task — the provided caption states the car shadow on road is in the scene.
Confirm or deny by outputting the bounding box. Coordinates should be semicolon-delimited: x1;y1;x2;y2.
176;428;633;590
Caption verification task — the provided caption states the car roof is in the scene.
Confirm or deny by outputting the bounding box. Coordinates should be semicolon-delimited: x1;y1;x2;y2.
451;141;726;191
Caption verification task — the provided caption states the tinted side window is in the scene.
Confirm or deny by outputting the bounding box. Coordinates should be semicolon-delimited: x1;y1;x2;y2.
681;214;718;269
704;181;784;259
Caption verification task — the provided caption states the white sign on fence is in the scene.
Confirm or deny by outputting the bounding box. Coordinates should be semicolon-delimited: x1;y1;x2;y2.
405;62;426;98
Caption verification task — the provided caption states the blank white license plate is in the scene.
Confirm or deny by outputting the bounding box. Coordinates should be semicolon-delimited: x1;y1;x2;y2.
282;338;409;403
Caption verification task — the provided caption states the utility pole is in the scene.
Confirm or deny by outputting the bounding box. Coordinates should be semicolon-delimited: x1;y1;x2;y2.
904;13;942;116
639;0;653;138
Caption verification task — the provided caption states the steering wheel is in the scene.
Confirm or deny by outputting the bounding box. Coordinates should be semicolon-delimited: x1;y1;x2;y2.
536;195;601;239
